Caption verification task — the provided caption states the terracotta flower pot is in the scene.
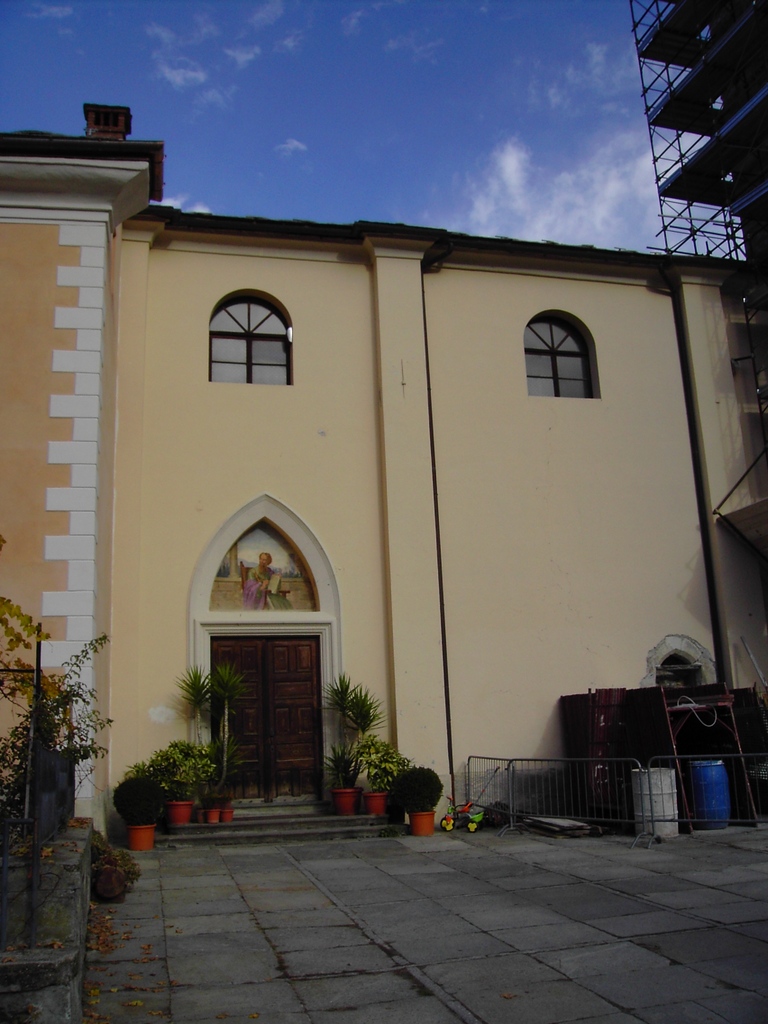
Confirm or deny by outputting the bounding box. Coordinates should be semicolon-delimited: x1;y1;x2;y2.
165;800;194;825
126;824;156;851
362;791;388;815
219;805;234;823
408;811;436;836
331;787;362;815
205;807;221;823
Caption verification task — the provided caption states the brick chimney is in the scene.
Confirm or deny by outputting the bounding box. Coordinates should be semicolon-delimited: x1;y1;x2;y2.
83;103;132;141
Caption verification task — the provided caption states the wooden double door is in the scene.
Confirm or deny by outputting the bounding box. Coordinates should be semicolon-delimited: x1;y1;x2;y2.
211;635;322;800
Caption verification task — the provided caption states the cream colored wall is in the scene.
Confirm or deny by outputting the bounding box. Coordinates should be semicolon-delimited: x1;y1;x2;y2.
109;234;391;778
108;226;767;790
424;263;715;761
680;272;767;688
0;223;75;638
367;243;447;773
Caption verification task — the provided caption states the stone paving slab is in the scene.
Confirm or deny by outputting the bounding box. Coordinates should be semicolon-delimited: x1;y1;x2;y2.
577;963;730;1009
636;925;768;963
85;827;768;1024
635;991;768;1023
589;909;708;937
492;920;615;952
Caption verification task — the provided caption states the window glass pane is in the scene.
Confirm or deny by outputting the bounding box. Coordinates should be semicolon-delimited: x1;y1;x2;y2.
211;336;247;362
210;308;239;331
527;376;555;397
557;354;588;380
253;340;288;365
525;353;552;377
557;334;583;353
550;323;570;348
221;303;250;331
524;326;550;350
252;312;287;336
559;378;590;398
252;363;289;385
211;362;248;383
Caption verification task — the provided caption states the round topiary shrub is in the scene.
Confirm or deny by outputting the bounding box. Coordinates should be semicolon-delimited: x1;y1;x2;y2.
112;776;165;826
390;766;443;813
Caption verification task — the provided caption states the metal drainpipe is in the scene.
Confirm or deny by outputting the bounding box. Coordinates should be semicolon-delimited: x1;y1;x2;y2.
659;262;729;685
420;241;456;798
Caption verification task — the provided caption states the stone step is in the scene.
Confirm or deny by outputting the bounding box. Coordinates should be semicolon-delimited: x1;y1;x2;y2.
156;820;387;847
157;805;390;847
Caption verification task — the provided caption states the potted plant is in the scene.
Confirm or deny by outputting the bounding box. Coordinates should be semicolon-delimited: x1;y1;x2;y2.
129;740;216;825
210;663;245;788
112;775;165;850
356;735;412;815
390;766;444;836
324;674;384;740
200;787;222;823
323;741;363;814
176;665;211;745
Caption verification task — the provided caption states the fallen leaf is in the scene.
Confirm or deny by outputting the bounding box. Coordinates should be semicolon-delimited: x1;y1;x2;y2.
123;1000;144;1007
501;992;517;999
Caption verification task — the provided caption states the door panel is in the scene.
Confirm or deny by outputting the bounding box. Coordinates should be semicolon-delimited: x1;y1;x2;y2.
211;635;321;800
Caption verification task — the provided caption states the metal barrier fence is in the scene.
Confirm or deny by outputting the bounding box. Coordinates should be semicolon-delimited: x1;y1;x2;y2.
465;753;768;843
647;753;768;830
466;757;644;832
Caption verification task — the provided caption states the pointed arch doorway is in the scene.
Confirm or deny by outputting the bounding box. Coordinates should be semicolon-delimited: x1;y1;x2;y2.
189;495;341;803
211;634;322;799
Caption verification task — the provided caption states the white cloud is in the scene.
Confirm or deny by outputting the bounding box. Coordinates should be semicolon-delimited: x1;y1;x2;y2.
160;193;211;214
529;41;638;114
251;0;284;30
385;33;443;63
275;138;308;157
342;9;365;35
451;130;660;252
146;17;218;89
196;86;237;110
156;59;208;89
27;3;72;17
225;44;261;69
275;32;303;53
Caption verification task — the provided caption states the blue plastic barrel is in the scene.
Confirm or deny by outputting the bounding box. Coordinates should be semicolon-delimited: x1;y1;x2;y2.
690;760;730;830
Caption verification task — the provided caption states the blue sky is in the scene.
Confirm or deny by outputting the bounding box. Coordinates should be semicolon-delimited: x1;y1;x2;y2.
0;0;661;251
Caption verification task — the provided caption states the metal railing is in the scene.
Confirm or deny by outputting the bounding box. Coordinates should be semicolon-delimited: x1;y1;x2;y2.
1;637;76;948
647;753;768;829
464;753;768;846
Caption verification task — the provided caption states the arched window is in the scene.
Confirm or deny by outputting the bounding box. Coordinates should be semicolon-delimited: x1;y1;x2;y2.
524;315;595;398
209;297;291;385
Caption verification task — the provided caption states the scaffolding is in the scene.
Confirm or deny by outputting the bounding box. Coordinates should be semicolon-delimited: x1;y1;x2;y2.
630;0;768;261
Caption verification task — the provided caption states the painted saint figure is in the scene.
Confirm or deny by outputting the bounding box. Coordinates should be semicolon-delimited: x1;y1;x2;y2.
240;551;292;610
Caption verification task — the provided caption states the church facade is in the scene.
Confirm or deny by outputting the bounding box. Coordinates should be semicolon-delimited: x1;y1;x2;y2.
1;108;764;825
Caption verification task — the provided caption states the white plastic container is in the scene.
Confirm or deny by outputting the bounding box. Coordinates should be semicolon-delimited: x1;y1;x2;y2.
632;768;678;837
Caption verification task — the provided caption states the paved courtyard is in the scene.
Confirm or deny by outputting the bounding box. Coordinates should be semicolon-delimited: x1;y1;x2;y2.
84;825;768;1023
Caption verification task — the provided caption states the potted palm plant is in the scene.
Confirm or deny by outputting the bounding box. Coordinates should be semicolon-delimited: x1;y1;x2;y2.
356;735;412;815
324;674;384;740
390;766;444;836
323;741;363;814
112;776;165;850
176;665;211;745
210;663;245;787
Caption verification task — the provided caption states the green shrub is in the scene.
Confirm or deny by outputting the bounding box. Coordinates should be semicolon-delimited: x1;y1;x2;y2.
390;766;443;813
356;736;412;792
129;740;216;800
113;776;165;826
